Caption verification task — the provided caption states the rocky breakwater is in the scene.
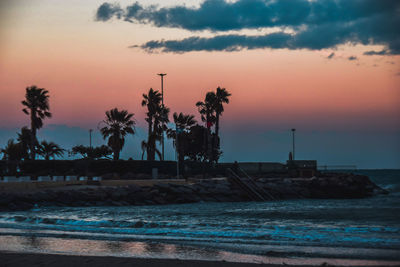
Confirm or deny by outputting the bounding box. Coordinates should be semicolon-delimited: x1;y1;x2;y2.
0;173;387;211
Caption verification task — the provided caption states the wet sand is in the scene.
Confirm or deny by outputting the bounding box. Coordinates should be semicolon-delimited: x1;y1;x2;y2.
0;252;300;267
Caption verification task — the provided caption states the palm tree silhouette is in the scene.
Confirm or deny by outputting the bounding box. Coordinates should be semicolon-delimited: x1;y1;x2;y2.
100;108;135;160
21;85;52;160
17;126;33;160
196;92;217;162
196;92;217;129
214;87;231;143
213;87;231;163
1;139;24;161
171;112;196;167
38;141;65;160
141;88;169;161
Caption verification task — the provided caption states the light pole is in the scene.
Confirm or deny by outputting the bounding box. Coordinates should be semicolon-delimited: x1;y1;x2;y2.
291;128;296;160
157;73;167;161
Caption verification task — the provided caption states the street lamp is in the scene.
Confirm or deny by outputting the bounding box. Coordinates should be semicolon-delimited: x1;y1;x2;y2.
291;128;296;160
157;73;167;161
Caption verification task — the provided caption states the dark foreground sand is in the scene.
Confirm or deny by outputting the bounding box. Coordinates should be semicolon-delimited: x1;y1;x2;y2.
0;252;312;267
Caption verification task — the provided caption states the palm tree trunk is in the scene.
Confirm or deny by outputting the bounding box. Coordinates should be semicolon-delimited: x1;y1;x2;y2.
113;149;119;160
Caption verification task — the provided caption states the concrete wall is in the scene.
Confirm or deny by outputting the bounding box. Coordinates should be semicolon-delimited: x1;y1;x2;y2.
220;162;286;174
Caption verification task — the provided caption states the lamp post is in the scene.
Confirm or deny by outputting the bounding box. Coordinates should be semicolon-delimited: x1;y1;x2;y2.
157;73;167;161
291;128;296;160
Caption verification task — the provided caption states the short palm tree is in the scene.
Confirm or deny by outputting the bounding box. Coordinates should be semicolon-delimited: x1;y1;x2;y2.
1;139;24;161
21;85;52;160
172;112;196;166
100;108;135;160
38;141;65;160
17;126;33;160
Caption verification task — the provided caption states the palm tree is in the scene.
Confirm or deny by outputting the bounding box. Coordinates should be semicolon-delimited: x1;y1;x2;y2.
172;112;196;167
196;92;217;130
17;126;33;160
100;108;135;160
153;105;170;160
142;88;161;161
214;87;231;143
21;85;52;160
196;92;217;162
174;112;197;132
38;141;65;160
141;88;169;161
1;139;24;161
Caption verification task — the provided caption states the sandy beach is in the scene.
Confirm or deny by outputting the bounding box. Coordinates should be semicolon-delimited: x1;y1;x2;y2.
0;252;300;267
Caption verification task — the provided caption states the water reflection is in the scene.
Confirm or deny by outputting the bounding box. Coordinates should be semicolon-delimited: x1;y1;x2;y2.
0;235;399;266
105;241;125;253
144;242;166;254
20;233;46;249
174;243;220;260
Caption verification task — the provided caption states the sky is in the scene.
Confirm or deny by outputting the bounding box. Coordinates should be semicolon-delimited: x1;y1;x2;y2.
0;0;399;168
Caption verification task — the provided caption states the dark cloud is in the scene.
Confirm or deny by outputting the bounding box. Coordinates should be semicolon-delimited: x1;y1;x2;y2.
96;3;123;21
97;0;400;54
364;49;389;56
348;56;358;61
327;52;335;59
133;32;293;53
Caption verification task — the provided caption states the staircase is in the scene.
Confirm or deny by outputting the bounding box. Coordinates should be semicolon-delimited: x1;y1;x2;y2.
227;168;275;201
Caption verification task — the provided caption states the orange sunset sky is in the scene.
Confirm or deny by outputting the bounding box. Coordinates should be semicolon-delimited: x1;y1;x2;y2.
0;0;399;167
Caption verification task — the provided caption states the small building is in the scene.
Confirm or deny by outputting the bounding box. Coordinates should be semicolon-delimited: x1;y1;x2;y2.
287;160;317;177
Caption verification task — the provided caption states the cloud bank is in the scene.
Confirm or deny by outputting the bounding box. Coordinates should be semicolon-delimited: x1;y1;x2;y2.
96;0;400;54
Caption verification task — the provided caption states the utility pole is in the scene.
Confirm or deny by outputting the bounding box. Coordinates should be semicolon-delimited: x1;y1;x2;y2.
291;128;296;160
89;129;93;149
157;73;167;161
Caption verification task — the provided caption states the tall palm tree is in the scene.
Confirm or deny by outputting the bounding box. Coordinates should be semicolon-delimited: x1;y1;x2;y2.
38;141;65;160
214;87;231;143
153;105;170;160
100;108;135;160
141;88;169;161
21;85;52;160
196;92;217;162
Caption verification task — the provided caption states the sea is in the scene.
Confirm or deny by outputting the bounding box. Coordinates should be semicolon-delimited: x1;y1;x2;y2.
0;169;399;266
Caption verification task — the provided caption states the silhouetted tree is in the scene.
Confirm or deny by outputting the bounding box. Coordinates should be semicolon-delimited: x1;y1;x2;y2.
196;92;217;162
21;85;52;160
141;88;169;161
17;126;33;160
213;87;231;162
1;139;24;161
142;88;161;161
100;108;135;160
71;145;112;159
168;112;196;169
38;141;65;160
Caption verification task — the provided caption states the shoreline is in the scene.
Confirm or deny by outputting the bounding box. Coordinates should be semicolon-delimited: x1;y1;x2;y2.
1;251;399;267
0;252;298;267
